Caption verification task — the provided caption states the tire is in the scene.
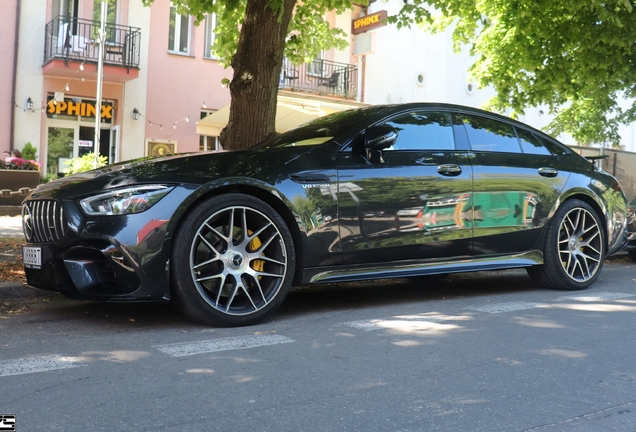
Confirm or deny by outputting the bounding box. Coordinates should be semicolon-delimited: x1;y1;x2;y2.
527;199;604;290
171;193;296;326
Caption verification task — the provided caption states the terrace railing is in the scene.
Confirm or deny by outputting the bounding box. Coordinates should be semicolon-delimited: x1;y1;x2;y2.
279;58;358;99
44;16;141;69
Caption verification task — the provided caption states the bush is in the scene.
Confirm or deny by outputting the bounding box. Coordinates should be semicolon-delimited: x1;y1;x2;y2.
65;153;108;175
41;173;58;184
21;142;37;161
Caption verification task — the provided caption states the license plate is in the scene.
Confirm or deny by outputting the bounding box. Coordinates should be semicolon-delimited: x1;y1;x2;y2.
22;246;42;269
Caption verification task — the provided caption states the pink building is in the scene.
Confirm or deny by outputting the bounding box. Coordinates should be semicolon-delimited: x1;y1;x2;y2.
4;0;362;179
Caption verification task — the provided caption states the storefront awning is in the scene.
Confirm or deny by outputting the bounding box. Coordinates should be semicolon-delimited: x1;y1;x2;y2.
196;93;367;137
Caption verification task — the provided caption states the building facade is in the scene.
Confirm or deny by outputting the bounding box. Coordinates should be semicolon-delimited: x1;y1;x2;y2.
7;0;234;178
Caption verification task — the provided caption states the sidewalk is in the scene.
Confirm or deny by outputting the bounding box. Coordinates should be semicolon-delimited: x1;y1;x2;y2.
0;215;23;238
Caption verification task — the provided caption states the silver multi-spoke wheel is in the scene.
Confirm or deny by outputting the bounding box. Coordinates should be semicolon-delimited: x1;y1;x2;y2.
190;205;287;316
557;207;603;282
172;194;295;326
527;199;605;291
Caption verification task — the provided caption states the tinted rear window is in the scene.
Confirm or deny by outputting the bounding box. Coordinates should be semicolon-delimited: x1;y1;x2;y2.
461;114;521;153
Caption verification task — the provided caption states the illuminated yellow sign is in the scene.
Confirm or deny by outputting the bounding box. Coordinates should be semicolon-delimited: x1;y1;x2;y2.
352;11;387;35
47;100;113;119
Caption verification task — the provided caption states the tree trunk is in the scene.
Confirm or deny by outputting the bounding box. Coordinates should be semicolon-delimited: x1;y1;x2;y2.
219;0;297;150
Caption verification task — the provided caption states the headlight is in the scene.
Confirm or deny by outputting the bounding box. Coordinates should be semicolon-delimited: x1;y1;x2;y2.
79;185;173;216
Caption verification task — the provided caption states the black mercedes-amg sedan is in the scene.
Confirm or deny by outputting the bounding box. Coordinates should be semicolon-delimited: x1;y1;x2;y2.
21;103;629;326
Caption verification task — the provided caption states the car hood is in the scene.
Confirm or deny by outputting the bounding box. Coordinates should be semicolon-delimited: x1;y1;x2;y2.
30;146;323;200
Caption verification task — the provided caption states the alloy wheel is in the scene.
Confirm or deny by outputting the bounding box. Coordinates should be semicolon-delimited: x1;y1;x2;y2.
558;207;603;282
189;205;288;316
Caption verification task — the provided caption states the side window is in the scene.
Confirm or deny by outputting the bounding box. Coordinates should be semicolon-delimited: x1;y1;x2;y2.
378;111;456;151
534;133;569;156
461;114;521;153
516;128;553;155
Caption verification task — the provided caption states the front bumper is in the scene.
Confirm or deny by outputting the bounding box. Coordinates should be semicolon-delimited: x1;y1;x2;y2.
20;188;193;302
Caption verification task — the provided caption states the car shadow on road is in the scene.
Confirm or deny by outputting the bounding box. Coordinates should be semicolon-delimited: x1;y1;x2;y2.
275;269;545;319
6;269;547;329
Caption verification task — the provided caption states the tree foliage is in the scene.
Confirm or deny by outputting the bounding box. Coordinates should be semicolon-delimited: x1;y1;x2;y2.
389;0;636;146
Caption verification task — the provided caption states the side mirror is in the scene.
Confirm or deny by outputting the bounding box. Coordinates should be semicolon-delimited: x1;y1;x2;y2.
366;125;398;151
365;125;398;164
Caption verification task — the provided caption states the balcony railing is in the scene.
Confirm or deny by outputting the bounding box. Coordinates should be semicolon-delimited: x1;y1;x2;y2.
44;16;141;69
279;58;358;99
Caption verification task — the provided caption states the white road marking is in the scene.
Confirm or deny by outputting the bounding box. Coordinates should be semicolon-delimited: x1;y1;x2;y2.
466;301;548;314
153;334;295;357
0;355;83;377
559;292;634;302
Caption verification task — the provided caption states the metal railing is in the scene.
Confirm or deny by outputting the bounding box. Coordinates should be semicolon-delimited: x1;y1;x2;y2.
279;58;358;99
44;16;141;69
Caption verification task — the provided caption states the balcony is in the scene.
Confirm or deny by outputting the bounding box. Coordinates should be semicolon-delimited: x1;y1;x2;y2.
279;58;358;100
43;16;141;83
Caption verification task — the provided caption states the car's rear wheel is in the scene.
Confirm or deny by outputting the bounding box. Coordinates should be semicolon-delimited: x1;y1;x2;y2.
527;199;604;290
171;193;295;326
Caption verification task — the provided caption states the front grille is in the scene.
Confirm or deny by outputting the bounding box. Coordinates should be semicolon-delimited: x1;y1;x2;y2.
23;199;68;243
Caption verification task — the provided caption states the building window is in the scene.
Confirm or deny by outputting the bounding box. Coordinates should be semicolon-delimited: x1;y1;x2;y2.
93;0;117;24
169;3;191;54
93;0;117;42
203;13;217;59
199;135;219;152
199;110;220;151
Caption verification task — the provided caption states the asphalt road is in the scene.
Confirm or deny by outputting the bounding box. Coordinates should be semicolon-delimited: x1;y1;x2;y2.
1;262;636;431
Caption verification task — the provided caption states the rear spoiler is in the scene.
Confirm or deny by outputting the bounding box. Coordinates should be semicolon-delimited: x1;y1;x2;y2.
584;154;609;162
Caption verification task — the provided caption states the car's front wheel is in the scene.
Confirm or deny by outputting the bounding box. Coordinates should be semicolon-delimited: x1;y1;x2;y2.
528;199;604;290
171;193;295;326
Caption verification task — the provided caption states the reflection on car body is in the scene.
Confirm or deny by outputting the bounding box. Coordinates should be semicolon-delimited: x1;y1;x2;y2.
20;103;629;326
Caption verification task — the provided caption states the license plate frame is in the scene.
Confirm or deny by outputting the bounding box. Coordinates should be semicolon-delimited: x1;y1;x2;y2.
22;246;42;269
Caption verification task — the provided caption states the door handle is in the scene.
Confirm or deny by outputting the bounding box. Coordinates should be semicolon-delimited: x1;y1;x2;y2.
538;167;558;177
437;164;462;176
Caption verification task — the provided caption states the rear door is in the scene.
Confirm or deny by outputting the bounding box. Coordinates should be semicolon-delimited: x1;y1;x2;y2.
455;113;569;255
337;110;473;265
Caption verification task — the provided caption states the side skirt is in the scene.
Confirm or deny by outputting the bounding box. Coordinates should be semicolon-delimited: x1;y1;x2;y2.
303;251;544;284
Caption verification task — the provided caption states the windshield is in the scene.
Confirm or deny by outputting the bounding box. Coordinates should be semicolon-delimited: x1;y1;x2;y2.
254;106;389;150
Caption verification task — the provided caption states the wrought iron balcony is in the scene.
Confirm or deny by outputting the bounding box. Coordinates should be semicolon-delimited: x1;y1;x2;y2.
44;16;141;69
279;58;358;99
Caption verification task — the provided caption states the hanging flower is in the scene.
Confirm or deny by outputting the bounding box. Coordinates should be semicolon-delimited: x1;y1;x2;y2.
1;157;41;171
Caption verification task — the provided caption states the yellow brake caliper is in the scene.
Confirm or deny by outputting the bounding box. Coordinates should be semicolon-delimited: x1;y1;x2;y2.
247;230;265;275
